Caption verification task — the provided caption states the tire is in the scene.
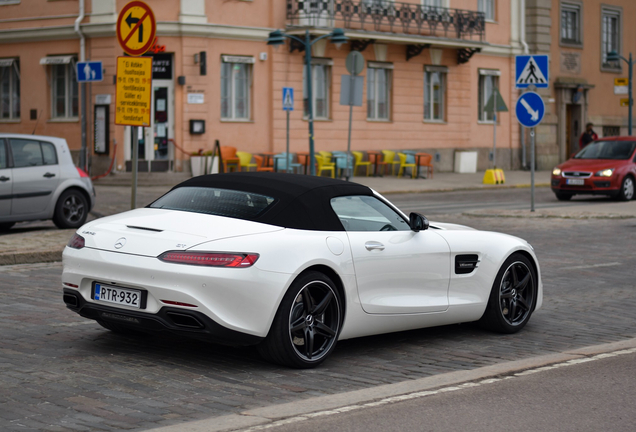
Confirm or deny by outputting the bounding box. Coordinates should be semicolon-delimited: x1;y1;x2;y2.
479;253;537;334
258;271;343;368
554;192;572;201
0;222;15;232
53;189;88;229
616;176;635;201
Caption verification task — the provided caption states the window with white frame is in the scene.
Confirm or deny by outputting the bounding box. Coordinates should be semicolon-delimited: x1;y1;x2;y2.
303;60;331;119
478;0;495;21
367;62;392;121
51;62;78;119
561;2;582;46
221;56;253;120
601;7;621;70
424;66;446;122
0;59;20;120
422;0;446;9
478;69;500;122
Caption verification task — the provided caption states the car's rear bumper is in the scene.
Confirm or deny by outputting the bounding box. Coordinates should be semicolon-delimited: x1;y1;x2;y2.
63;288;264;346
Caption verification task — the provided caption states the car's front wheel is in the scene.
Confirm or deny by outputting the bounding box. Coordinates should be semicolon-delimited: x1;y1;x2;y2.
258;271;342;368
479;253;537;334
0;222;15;232
616;176;635;201
53;189;88;229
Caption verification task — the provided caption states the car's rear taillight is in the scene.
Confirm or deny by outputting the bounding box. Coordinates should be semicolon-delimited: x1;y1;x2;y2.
158;251;259;268
68;234;85;249
76;167;89;178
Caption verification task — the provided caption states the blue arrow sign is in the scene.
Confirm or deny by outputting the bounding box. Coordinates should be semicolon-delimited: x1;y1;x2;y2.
77;61;103;83
516;92;545;128
282;87;294;111
515;55;549;89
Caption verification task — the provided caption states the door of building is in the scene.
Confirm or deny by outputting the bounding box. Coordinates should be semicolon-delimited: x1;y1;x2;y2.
566;104;581;157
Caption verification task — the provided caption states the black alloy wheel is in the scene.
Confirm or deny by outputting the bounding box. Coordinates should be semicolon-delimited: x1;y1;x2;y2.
259;271;342;368
53;189;88;229
480;253;537;334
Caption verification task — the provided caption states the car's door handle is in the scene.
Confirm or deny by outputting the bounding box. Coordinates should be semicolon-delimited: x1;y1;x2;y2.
0;176;9;182
43;172;56;178
365;241;385;251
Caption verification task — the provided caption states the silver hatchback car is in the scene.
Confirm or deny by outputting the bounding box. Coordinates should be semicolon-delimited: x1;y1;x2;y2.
0;134;95;231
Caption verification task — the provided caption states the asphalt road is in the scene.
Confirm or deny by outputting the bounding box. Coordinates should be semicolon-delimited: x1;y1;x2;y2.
1;189;635;431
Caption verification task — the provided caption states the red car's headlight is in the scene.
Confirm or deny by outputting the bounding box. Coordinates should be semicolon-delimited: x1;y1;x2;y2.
158;251;259;268
67;234;85;249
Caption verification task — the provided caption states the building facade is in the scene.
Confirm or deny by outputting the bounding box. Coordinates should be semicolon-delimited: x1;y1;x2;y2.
0;0;631;175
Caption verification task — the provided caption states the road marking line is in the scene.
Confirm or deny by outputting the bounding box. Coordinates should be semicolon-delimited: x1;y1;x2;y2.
561;262;621;270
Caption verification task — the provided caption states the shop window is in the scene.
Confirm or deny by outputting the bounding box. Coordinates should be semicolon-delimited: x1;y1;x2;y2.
478;0;495;21
561;2;582;46
424;66;446;122
478;69;500;123
367;62;392;121
603;126;620;137
0;59;20;120
601;6;621;71
221;56;253;121
303;61;331;120
51;63;78;119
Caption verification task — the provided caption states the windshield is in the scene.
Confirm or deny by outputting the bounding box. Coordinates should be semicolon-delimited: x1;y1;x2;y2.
574;140;636;160
149;187;275;219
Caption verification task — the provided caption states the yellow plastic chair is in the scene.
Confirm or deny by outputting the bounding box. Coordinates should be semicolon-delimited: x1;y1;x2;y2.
236;151;258;172
397;152;417;178
315;154;335;178
318;151;332;160
352;151;372;176
379;150;399;175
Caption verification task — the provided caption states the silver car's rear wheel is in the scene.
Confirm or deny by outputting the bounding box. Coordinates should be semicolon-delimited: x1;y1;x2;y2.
53;189;88;229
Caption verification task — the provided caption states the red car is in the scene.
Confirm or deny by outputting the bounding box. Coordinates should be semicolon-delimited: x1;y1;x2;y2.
551;137;636;201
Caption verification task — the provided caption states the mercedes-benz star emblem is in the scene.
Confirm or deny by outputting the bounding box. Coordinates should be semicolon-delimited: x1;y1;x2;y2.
114;237;127;249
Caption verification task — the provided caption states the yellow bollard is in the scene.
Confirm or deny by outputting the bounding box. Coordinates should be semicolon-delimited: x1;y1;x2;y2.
483;168;506;184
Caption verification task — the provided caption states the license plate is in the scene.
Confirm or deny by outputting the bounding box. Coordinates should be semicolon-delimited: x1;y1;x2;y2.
94;283;141;309
566;178;585;185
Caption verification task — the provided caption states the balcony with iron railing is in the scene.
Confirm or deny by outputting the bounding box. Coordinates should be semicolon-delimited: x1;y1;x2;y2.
286;0;486;43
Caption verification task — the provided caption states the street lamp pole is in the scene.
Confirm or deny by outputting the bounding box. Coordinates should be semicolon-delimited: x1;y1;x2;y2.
268;28;347;175
607;51;634;135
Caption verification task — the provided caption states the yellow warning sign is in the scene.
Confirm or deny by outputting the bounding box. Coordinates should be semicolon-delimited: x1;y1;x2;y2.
620;98;630;107
115;56;152;126
615;78;629;86
116;1;156;56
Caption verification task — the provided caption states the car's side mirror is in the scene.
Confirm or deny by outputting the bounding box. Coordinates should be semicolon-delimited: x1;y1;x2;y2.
409;212;429;232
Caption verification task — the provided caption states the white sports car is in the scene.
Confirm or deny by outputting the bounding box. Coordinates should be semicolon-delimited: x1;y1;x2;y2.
62;173;542;368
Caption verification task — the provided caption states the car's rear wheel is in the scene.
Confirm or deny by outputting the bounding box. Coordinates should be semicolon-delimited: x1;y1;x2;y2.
617;176;635;201
479;253;537;334
53;189;88;229
0;222;15;232
554;192;572;201
258;271;342;368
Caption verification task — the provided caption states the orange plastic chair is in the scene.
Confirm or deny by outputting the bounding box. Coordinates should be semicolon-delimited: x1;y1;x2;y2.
220;146;239;172
254;155;274;172
315;154;335;178
352;151;372;176
397;153;417;179
236;151;258;172
416;153;434;179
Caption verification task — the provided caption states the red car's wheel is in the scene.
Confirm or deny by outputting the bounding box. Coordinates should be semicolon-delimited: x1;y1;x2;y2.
617;176;635;201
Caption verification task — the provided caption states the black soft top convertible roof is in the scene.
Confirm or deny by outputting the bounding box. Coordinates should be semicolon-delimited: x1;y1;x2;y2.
172;172;374;231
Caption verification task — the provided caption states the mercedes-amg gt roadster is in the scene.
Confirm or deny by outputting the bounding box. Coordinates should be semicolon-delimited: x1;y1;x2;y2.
62;172;542;368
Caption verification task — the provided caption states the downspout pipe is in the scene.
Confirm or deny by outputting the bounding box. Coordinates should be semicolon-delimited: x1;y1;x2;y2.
519;0;529;169
75;0;87;171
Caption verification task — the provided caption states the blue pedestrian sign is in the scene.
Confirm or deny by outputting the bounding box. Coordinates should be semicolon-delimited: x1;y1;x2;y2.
77;61;103;83
515;92;545;128
282;87;294;111
515;55;549;89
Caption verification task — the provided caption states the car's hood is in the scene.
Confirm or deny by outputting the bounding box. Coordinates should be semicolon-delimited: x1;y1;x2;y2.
429;221;476;231
76;208;283;257
557;158;625;172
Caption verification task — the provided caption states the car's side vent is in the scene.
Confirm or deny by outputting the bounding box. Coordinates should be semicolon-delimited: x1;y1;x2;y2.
455;254;479;274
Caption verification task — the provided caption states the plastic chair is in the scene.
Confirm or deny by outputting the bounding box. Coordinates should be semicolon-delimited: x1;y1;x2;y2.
397;152;417;178
332;151;354;177
220;146;239;172
315;154;335;178
378;150;399;175
236;151;258;172
274;152;303;173
318;151;332;160
416;153;434;179
253;155;274;172
352;151;372;176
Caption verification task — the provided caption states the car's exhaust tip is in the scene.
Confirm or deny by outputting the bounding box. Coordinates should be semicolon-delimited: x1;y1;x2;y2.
63;292;79;308
166;312;205;329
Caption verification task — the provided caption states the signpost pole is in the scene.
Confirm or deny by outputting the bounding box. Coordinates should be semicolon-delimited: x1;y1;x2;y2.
493;107;497;168
530;127;535;213
286;110;290;173
629;53;633;136
131;126;138;209
346;76;355;181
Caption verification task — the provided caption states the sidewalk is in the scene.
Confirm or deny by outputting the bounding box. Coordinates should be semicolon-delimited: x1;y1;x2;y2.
0;169;633;266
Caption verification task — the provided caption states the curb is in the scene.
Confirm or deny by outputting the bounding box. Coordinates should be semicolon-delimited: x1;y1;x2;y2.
378;182;551;195
146;338;636;432
0;250;62;266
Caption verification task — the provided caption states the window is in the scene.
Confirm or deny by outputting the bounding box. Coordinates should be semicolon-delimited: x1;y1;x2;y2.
422;0;445;9
601;7;621;70
367;62;392;120
0;140;7;169
561;2;582;46
478;69;500;122
330;195;410;232
0;59;19;120
424;66;446;122
478;0;495;21
602;126;620;137
9;139;58;168
303;61;331;119
221;56;253;120
51;63;78;118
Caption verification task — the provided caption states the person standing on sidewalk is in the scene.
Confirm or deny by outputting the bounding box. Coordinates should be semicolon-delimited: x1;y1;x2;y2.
579;123;598;150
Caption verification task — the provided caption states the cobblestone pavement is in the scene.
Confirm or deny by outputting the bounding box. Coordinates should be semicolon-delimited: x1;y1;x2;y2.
1;215;635;431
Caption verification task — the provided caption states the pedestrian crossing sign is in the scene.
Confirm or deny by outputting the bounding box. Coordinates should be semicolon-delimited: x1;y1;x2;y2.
282;87;294;111
515;55;549;89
